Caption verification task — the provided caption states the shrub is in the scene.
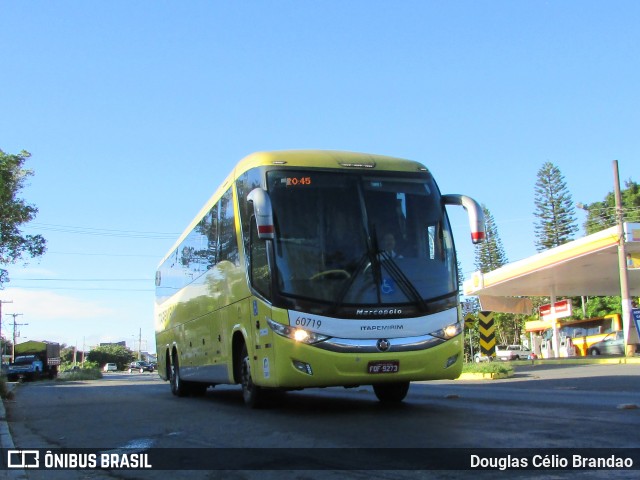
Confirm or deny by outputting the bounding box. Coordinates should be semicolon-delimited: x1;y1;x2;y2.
0;374;12;399
462;362;514;375
57;368;102;381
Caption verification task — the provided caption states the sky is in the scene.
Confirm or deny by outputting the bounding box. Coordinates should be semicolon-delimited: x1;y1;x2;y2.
1;1;638;353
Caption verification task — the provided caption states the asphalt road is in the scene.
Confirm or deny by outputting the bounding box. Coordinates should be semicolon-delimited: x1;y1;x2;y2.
3;362;640;480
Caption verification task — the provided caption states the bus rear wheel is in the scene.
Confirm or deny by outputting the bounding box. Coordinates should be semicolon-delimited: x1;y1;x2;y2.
170;354;189;397
373;382;410;403
240;344;265;408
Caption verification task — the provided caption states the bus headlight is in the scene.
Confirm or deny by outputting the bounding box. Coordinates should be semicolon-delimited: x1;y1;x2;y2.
429;322;463;340
267;318;330;345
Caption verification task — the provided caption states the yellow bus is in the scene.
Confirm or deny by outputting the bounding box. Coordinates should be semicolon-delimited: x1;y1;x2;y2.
561;314;622;356
154;150;485;407
540;314;622;357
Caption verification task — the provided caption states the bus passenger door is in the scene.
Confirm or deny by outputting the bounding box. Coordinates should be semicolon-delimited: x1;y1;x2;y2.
245;189;277;386
246;297;276;386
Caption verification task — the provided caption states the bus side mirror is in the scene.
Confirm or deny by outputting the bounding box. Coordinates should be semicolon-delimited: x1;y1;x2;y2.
442;194;486;244
247;188;275;240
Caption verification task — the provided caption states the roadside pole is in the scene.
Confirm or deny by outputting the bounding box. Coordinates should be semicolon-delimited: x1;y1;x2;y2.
549;291;560;358
613;160;636;356
0;300;13;362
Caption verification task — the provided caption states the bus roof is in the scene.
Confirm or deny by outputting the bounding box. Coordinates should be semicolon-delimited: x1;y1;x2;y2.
235;150;429;174
158;150;431;266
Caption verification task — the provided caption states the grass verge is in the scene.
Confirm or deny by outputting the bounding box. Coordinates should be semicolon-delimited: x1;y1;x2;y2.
57;368;103;381
462;361;514;376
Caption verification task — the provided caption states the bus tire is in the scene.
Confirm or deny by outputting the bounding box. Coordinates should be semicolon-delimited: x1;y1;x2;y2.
170;353;189;397
240;344;265;408
373;382;410;403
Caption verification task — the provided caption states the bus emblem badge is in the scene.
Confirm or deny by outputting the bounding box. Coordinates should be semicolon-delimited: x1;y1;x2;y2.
376;339;391;352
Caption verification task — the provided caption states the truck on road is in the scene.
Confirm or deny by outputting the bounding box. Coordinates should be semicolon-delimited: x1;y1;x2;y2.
7;340;61;381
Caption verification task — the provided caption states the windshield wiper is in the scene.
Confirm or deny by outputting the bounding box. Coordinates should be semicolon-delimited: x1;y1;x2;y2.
368;222;427;311
378;250;427;312
330;251;371;314
368;224;383;304
330;221;380;313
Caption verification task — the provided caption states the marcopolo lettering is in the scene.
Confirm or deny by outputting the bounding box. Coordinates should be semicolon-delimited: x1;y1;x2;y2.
356;308;403;316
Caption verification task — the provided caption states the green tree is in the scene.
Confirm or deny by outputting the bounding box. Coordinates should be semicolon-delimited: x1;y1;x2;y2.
579;179;640;318
533;162;578;252
456;257;464;296
61;346;75;363
87;345;134;370
582;179;640;234
474;205;507;273
0;149;47;285
471;206;523;350
584;296;621;318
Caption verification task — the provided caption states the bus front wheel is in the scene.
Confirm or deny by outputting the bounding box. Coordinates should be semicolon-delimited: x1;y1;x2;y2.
373;382;410;403
240;344;265;408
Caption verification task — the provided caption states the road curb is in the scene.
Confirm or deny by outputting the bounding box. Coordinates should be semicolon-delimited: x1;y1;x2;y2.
525;356;640;366
459;356;640;380
458;371;514;380
1;383;27;479
1;384;16;449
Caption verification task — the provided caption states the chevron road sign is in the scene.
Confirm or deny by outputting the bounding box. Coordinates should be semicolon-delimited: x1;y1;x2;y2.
478;311;496;358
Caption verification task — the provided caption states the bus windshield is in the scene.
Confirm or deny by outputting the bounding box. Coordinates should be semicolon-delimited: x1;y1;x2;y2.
267;170;456;309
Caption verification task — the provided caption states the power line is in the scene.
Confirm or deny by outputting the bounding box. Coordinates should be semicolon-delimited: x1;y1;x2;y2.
15;278;152;282
577;205;640;215
48;251;159;258
28;222;180;239
7;286;154;292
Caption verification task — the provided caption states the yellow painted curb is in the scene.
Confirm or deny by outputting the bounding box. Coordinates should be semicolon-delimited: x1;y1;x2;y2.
458;371;514;380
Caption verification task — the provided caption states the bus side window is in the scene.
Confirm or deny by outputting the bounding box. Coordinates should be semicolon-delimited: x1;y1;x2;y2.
202;205;218;269
250;218;271;299
219;188;239;266
237;168;263;260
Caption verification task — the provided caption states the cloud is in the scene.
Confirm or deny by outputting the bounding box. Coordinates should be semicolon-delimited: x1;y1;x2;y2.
1;288;114;321
8;267;59;278
1;288;154;351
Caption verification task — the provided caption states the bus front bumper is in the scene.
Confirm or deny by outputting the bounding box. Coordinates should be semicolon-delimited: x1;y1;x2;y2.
260;332;464;389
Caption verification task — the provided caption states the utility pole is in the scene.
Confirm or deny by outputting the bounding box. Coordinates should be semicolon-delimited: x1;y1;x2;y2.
0;300;13;362
5;313;26;363
613;160;635;356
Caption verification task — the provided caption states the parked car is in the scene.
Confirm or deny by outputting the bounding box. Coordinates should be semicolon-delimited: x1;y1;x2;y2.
473;352;491;363
496;344;532;361
587;331;625;356
128;361;154;373
103;363;117;372
473;344;531;362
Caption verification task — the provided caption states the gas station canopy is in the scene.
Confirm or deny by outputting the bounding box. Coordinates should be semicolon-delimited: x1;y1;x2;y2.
463;223;640;305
